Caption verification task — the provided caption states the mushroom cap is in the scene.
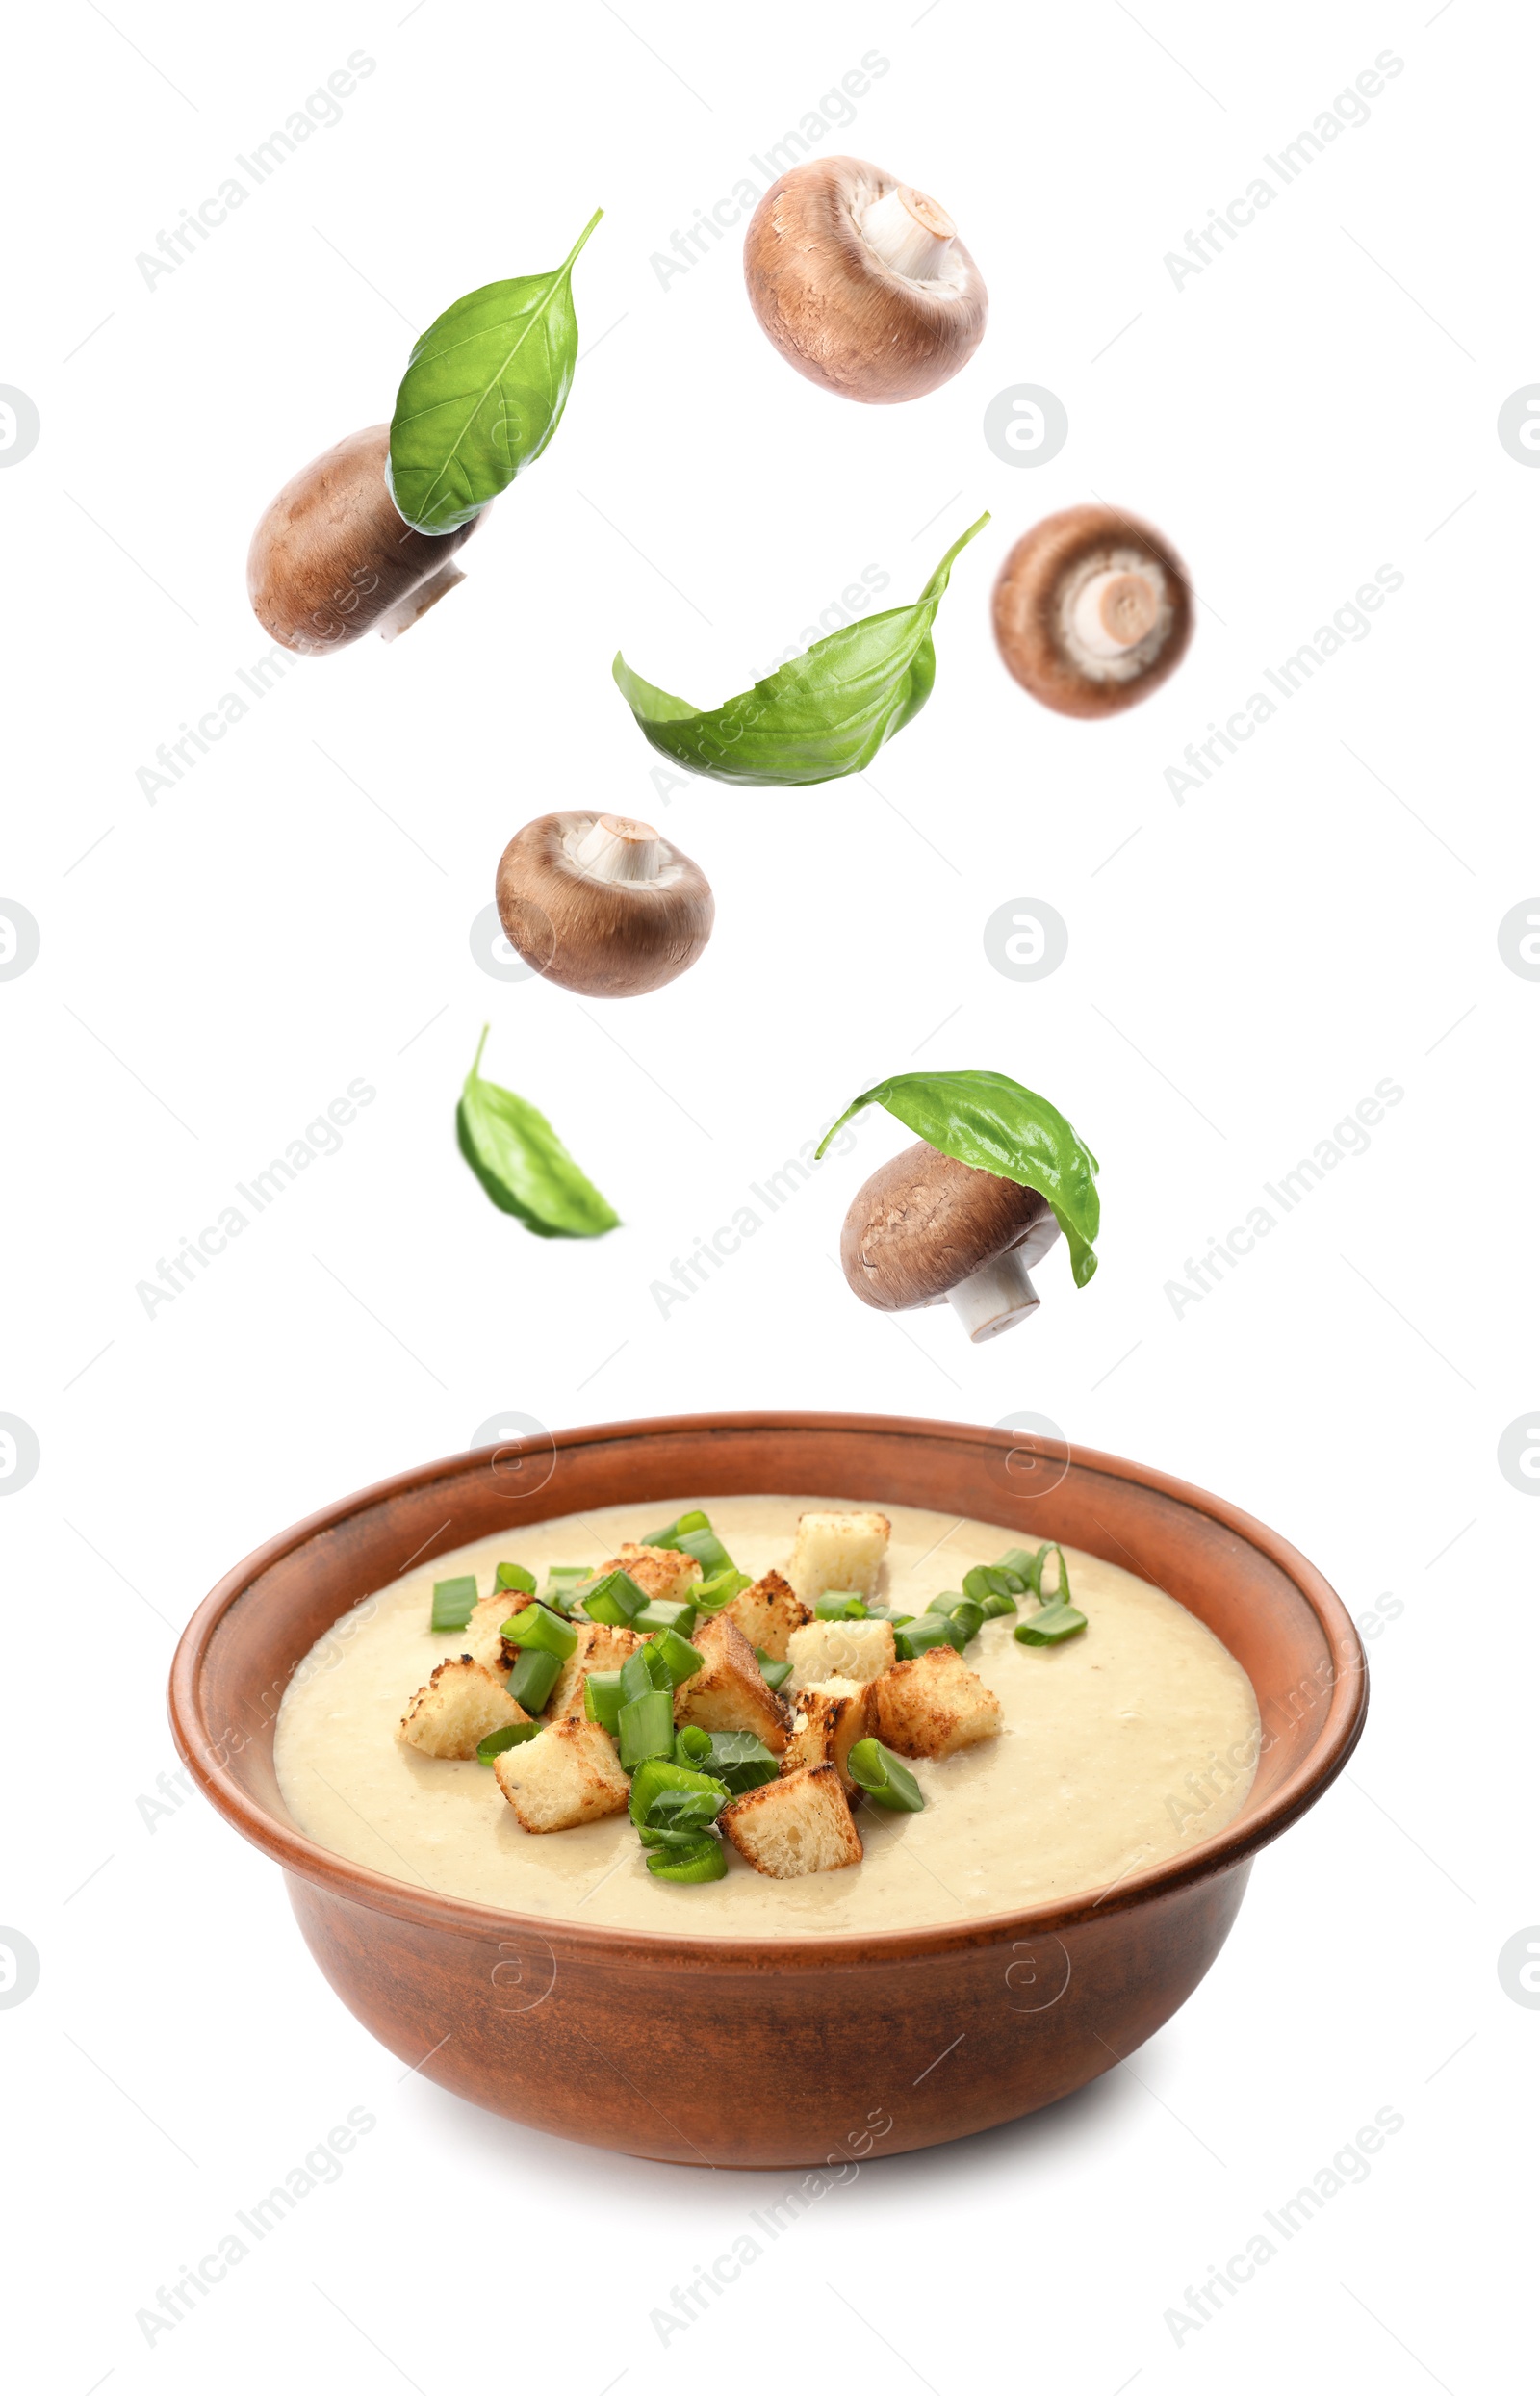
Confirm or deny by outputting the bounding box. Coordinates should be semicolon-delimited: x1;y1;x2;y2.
247;425;478;657
840;1141;1059;1312
743;156;988;404
495;812;714;999
992;504;1193;719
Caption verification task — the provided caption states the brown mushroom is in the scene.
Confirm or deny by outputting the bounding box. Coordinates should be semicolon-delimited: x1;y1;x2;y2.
840;1143;1061;1343
743;157;987;404
992;504;1193;718
247;425;482;656
495;812;713;999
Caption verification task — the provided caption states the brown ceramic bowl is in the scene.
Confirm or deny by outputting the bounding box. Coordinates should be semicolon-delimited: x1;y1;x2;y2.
169;1412;1366;2168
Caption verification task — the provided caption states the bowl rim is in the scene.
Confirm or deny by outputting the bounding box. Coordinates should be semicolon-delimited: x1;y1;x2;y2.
169;1410;1368;1971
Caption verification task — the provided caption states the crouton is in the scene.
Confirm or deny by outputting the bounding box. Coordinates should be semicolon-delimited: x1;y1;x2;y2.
873;1647;1003;1759
721;1764;863;1878
398;1658;530;1760
492;1716;631;1832
547;1620;644;1719
786;1617;896;1693
720;1567;813;1662
785;1509;891;1603
456;1593;518;1672
781;1678;871;1791
674;1614;790;1753
599;1542;703;1606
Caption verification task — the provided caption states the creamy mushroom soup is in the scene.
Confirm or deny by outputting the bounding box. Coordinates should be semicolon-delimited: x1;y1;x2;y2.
274;1495;1259;1936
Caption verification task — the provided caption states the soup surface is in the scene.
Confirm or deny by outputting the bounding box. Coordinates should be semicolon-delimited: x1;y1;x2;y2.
274;1493;1259;1936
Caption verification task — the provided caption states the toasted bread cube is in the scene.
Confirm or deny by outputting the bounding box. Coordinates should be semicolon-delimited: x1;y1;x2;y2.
721;1567;813;1663
398;1657;530;1760
786;1618;896;1694
785;1509;891;1603
781;1678;871;1791
873;1648;1003;1759
600;1542;703;1606
674;1614;790;1753
547;1621;644;1719
456;1593;519;1672
492;1717;630;1832
721;1764;863;1878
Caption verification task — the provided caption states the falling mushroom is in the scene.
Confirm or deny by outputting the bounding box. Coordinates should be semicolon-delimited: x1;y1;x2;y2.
992;504;1193;718
247;214;601;656
743;157;988;404
840;1144;1063;1343
495;812;714;998
815;1067;1100;1346
247;425;481;655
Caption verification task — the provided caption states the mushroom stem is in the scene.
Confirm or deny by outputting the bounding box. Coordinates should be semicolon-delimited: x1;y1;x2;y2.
947;1250;1042;1343
376;559;467;642
1069;568;1160;659
858;184;957;281
570;813;669;885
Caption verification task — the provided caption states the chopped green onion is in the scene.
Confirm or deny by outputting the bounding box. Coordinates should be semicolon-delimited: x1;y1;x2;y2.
1027;1543;1069;1600
475;1720;542;1765
692;1566;751;1612
688;1730;780;1793
645;1834;728;1883
539;1564;593;1612
963;1562;1025;1605
996;1547;1037;1582
500;1602;578;1660
756;1652;793;1694
639;1507;711;1552
648;1628;704;1689
640;1511;743;1601
639;1820;721;1850
977;1590;1019;1621
933;1594;985;1642
620;1644;673;1706
674;1523;733;1578
1014;1600;1089;1646
429;1574;478;1634
1014;1544;1088;1645
848;1738;925;1813
618;1686;675;1770
637;1785;724;1839
862;1606;914;1626
894;1612;964;1662
579;1567;650;1626
674;1724;713;1768
495;1561;537;1596
631;1595;699;1638
583;1670;625;1736
629;1758;729;1827
505;1645;560;1713
814;1590;869;1620
538;1571;594;1610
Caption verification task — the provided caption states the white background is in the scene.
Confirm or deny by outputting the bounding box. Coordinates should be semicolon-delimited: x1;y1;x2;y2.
2;0;1533;2387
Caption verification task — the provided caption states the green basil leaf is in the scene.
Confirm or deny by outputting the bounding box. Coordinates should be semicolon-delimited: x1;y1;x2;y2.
814;1069;1100;1287
611;513;988;786
387;209;602;535
456;1026;619;1238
